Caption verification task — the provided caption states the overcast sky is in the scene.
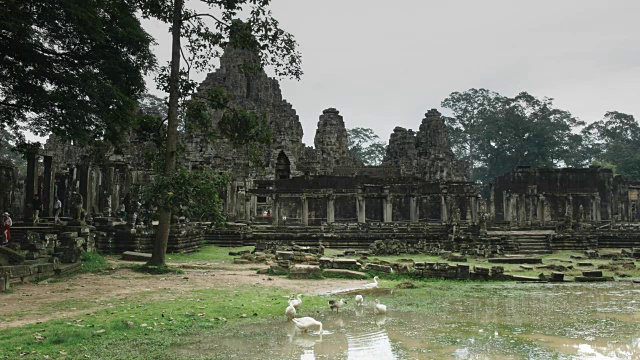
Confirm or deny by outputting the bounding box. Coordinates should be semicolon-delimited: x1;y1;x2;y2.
143;0;640;145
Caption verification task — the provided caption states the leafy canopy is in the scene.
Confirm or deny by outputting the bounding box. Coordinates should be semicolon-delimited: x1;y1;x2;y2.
0;0;156;145
347;127;386;166
442;89;585;183
582;111;640;179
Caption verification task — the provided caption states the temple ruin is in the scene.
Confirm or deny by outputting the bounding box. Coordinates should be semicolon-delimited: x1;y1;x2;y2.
2;43;640;288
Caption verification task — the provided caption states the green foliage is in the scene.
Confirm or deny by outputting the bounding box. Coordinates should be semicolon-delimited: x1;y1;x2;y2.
142;168;231;222
442;89;586;183
0;129;26;174
0;0;156;145
582;111;640;179
347;127;387;166
80;252;108;273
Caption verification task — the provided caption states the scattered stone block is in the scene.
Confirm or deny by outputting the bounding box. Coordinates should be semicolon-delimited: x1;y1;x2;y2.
364;263;393;273
550;272;565;282
289;264;321;279
575;276;614;282
577;262;594;267
276;251;294;261
233;258;250;264
269;264;288;275
512;275;546;282
322;269;368;279
582;270;603;277
121;251;152;262
488;257;542;264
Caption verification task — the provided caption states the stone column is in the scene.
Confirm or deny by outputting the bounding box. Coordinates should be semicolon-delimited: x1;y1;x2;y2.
101;166;115;217
272;194;279;226
356;192;366;223
24;151;40;221
441;194;448;222
527;195;534;226
409;196;419;223
78;163;91;214
518;194;526;226
489;185;495;222
471;196;478;224
537;195;545;226
595;195;601;222
42;156;54;217
245;195;252;223
503;191;510;222
383;188;393;223
326;194;335;224
301;196;309;226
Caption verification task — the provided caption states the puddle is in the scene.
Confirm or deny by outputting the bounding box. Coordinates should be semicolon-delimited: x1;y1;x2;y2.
172;282;640;359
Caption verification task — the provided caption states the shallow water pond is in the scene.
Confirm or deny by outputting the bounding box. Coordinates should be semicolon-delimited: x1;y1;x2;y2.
174;282;640;359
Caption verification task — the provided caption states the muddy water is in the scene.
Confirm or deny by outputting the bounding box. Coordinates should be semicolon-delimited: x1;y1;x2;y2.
174;282;640;359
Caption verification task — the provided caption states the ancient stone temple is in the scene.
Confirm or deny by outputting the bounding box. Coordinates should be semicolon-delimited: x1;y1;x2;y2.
8;43;635;257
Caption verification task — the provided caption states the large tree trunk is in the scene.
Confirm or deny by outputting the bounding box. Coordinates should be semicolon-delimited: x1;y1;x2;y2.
149;0;183;266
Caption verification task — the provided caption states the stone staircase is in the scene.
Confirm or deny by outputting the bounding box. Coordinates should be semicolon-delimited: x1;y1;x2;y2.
203;222;451;249
485;230;554;254
7;224;57;243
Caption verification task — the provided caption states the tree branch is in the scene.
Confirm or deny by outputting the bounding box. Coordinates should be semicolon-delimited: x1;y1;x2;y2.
181;13;229;26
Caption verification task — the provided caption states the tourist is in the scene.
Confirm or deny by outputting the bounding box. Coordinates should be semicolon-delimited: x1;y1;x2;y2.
32;194;43;224
53;196;62;224
2;212;11;245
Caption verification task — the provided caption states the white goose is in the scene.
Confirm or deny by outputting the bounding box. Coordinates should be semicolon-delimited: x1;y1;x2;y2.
285;301;297;321
289;294;303;308
355;294;364;306
374;299;387;315
328;298;346;312
364;276;379;289
292;317;323;334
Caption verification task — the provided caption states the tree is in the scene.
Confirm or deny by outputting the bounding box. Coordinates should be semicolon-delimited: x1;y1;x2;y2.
347;127;386;166
139;0;302;266
441;88;504;178
582;111;640;179
442;89;585;183
0;0;156;145
0;128;26;174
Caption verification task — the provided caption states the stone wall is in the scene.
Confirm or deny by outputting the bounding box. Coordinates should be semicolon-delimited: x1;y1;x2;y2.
490;166;636;225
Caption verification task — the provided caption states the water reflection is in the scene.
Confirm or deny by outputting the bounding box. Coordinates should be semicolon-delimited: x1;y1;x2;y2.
347;330;395;360
172;282;640;359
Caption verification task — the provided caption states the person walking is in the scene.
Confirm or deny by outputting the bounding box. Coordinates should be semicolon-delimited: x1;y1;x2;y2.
2;212;11;245
32;194;43;224
53;196;62;224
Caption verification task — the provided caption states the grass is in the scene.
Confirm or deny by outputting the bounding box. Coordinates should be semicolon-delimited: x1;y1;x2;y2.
80;252;108;273
165;246;253;263
1;245;638;359
0;285;328;360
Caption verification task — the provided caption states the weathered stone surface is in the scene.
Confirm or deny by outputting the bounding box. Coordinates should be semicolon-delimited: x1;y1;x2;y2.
275;251;294;261
488;257;542;264
121;251;151;261
289;264;321;279
582;270;603;277
322;269;368;279
269;264;289;275
512;275;547;282
575;276;614;282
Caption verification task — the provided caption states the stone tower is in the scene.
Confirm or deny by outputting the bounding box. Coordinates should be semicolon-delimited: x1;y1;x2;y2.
184;45;305;179
382;109;469;181
314;108;361;173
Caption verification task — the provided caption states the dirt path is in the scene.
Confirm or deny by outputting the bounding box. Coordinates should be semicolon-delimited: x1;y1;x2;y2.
0;260;366;329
